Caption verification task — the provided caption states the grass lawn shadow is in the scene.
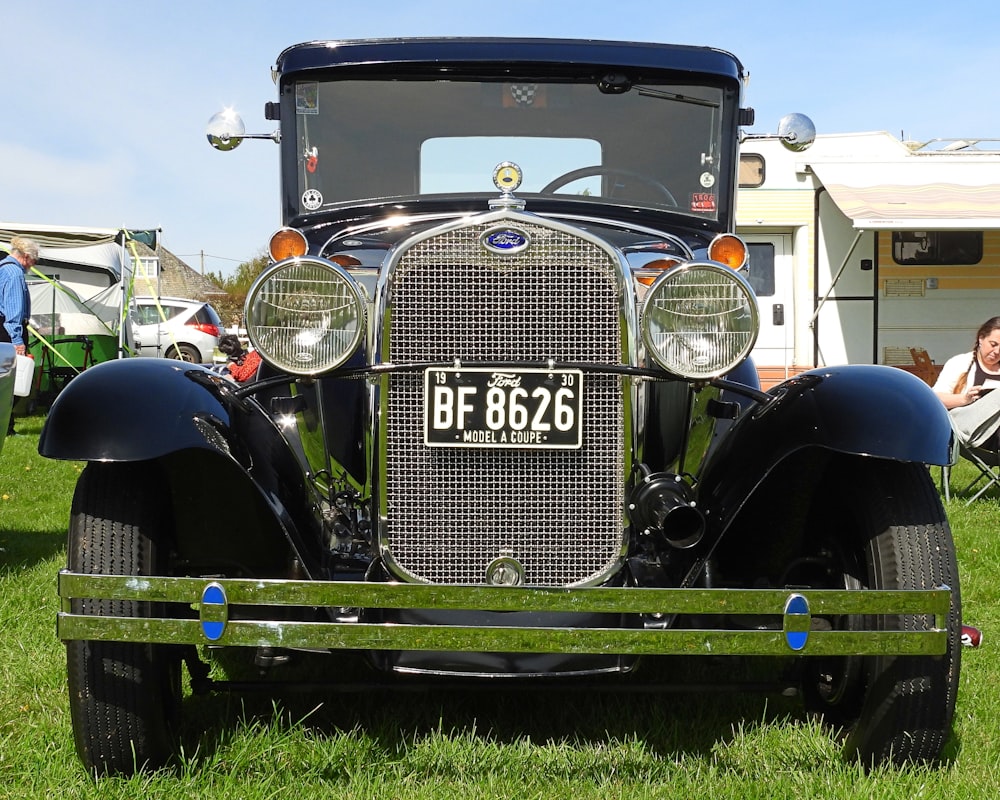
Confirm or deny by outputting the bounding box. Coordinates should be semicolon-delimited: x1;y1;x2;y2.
0;528;65;574
175;649;811;772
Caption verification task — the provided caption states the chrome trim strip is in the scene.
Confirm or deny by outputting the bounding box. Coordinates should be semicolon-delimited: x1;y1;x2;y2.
57;615;946;657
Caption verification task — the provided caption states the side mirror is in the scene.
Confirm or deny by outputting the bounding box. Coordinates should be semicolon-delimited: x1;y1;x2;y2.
206;110;281;151
206;110;246;152
740;113;816;151
776;113;816;152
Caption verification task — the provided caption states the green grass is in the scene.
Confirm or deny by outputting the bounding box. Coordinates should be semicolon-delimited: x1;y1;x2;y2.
2;412;999;798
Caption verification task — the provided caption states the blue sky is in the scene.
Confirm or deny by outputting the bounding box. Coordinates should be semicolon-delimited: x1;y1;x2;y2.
3;0;999;277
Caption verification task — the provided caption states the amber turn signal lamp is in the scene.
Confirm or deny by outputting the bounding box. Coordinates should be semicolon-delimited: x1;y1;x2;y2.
634;258;682;286
269;228;309;261
330;254;363;267
708;234;748;270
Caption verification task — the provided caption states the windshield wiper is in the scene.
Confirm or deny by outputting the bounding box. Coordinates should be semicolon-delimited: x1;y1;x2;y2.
635;87;720;109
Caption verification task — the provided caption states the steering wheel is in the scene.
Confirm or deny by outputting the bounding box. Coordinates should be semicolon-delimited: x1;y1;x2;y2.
540;166;678;206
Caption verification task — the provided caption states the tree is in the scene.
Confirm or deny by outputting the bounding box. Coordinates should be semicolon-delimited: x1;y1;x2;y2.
206;251;269;329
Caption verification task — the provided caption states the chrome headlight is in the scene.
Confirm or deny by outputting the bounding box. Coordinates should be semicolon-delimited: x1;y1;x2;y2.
641;261;758;380
246;257;366;375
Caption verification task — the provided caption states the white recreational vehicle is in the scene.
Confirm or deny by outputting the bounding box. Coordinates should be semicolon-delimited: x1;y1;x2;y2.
736;131;1000;389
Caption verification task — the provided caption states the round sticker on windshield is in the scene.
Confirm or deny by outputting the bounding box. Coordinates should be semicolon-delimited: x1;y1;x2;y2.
700;172;716;188
302;189;323;210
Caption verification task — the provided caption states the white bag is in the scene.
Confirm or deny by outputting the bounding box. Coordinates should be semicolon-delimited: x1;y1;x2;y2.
13;353;35;397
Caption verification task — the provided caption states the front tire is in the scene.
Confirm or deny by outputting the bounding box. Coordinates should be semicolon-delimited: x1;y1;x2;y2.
66;462;181;776
167;343;200;362
803;460;961;766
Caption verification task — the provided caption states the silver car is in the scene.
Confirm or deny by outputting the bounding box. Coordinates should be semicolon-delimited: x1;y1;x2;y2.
133;296;222;362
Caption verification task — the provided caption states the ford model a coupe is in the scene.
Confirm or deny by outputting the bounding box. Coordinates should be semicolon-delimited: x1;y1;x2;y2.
41;39;960;775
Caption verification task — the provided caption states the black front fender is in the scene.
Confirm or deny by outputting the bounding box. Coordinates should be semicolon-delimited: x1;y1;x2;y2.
699;365;954;530
39;359;233;461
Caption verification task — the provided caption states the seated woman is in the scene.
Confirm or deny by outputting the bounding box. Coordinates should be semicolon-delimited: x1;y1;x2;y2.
933;316;1000;448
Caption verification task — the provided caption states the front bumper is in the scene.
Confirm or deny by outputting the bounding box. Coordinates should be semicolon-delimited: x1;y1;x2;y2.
57;572;952;657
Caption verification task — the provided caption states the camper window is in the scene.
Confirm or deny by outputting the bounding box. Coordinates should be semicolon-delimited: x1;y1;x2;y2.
892;231;982;265
745;242;776;296
738;154;765;187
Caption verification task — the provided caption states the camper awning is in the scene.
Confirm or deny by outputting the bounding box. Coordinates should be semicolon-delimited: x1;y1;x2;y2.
809;160;1000;231
0;224;160;278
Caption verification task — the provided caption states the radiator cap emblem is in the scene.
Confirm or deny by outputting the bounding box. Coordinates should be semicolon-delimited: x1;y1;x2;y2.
489;161;526;210
493;161;523;192
486;556;525;586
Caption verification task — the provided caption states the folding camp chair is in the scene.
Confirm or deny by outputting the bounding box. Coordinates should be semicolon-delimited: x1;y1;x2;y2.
908;347;939;386
942;440;1000;504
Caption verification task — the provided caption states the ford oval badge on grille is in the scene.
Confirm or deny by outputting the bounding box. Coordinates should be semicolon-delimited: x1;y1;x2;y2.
482;227;530;255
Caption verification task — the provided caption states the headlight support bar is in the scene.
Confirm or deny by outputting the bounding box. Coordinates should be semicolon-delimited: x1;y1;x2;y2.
233;360;772;406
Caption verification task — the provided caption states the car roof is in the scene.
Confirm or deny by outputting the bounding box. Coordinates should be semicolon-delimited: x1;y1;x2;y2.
274;38;744;83
135;296;209;305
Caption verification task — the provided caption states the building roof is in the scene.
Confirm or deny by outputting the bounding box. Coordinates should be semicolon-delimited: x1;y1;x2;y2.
129;242;225;300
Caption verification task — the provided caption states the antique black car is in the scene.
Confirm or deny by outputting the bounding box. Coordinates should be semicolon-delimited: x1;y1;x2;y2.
41;38;960;775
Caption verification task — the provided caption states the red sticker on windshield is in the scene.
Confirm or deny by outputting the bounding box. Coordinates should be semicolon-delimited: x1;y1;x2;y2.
690;193;716;212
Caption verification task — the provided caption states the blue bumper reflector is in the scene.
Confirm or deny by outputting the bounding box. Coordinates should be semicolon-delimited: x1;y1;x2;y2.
783;593;810;651
200;581;229;641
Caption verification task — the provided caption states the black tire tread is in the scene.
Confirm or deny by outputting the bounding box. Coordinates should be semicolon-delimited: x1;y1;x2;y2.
66;462;178;776
842;461;961;766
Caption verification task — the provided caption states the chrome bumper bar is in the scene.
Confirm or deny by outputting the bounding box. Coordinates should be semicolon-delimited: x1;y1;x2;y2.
57;571;952;657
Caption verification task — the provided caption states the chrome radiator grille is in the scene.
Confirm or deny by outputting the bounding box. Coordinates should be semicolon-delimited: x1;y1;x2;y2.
382;219;627;587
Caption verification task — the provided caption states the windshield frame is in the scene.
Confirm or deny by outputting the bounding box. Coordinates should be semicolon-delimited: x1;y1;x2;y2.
275;41;744;233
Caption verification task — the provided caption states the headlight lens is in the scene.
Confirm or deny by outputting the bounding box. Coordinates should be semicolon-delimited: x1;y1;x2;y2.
641;262;758;380
246;258;366;375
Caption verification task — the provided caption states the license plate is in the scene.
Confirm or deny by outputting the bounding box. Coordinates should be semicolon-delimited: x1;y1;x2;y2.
424;367;583;449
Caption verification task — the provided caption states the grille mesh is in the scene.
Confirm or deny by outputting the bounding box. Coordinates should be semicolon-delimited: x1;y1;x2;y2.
383;220;626;586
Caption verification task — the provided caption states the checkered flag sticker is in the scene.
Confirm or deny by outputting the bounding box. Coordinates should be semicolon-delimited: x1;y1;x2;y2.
509;84;538;106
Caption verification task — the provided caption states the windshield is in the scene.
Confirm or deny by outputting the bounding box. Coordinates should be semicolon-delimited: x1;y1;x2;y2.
287;77;727;220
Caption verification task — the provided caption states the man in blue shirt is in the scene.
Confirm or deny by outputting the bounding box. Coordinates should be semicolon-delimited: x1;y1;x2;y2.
0;235;38;434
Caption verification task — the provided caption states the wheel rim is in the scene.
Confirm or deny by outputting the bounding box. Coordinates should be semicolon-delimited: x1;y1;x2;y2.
793;543;866;713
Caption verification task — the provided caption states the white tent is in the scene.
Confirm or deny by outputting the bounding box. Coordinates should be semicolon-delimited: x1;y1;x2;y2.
2;223;159;361
28;280;116;339
0;223;159;300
